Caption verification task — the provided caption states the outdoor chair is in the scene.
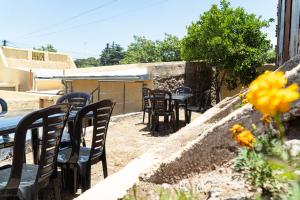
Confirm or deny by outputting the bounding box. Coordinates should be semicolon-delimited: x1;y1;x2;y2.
0;104;71;200
0;97;11;150
142;87;152;124
174;86;192;124
0;97;8;114
150;90;175;132
187;89;211;123
58;99;115;193
56;92;91;147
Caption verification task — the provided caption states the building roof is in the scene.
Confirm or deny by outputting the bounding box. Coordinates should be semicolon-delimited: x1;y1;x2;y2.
37;67;150;81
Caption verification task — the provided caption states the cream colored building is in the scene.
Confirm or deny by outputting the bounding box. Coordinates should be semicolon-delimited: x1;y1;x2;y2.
0;46;76;92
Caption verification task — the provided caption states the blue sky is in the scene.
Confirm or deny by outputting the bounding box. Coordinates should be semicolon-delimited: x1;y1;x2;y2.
0;0;277;59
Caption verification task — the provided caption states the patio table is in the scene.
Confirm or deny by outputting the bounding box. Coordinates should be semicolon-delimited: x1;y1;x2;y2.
146;93;192;130
0;109;92;163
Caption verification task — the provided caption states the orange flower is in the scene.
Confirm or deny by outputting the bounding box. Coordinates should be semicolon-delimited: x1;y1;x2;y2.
230;124;245;138
236;130;256;148
246;71;300;116
260;114;272;126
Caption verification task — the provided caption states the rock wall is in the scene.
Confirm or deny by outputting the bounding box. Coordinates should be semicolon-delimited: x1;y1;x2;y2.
152;61;213;109
151;62;185;92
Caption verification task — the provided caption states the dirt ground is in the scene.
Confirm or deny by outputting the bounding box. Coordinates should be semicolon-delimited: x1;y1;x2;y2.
66;110;200;199
0;110;201;199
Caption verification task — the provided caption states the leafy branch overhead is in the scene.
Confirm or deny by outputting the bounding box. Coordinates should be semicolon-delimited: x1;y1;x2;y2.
181;0;272;93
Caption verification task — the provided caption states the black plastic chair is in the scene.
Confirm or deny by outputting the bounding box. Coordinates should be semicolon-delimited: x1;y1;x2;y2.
58;99;115;193
0;104;71;200
187;89;211;123
56;92;91;147
174;86;192;124
0;97;8;114
142;88;152;124
150;90;175;132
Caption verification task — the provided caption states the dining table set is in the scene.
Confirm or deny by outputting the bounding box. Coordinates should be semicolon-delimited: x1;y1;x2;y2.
0;92;115;200
142;86;193;133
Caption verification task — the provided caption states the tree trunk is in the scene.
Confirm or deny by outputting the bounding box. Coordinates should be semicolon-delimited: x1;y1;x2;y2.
214;69;226;104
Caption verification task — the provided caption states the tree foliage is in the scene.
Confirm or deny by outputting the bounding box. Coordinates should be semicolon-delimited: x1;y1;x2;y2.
74;57;99;68
181;0;272;101
121;36;161;64
100;42;124;66
121;34;182;64
34;44;57;52
157;33;181;62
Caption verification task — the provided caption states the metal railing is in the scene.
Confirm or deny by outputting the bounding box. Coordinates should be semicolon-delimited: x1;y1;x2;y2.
90;85;100;103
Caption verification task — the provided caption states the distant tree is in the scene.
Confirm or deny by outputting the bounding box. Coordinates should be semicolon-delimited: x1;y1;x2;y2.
121;36;161;64
34;44;57;52
100;42;124;65
158;33;182;62
181;0;272;103
264;48;276;64
74;57;100;68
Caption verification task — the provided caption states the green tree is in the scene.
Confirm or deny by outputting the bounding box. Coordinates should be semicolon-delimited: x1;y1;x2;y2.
121;36;161;64
74;57;99;68
181;0;272;102
100;42;124;65
158;33;182;62
34;44;57;52
265;48;276;64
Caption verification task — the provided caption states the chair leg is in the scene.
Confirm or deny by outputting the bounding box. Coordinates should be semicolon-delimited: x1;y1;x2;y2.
102;151;108;178
171;113;175;132
82;137;86;147
81;164;91;192
53;177;61;200
142;110;146;124
187;110;192;124
147;110;151;124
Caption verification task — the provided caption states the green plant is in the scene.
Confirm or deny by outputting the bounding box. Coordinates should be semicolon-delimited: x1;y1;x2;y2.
181;0;272;103
123;184;201;200
231;70;300;198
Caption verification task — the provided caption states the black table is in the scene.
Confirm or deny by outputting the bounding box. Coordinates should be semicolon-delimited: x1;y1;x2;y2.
146;93;192;130
0;109;92;164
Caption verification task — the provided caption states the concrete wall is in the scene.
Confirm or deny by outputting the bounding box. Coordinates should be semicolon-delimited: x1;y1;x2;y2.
35;79;63;91
69;79;148;115
0;46;76;92
2;47;76;69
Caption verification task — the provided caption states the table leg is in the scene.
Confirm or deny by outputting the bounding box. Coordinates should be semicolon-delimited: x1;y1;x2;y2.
184;101;188;125
31;128;39;164
175;101;179;130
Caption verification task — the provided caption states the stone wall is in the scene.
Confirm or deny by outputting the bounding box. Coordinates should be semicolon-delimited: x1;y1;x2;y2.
151;62;186;92
151;61;213;109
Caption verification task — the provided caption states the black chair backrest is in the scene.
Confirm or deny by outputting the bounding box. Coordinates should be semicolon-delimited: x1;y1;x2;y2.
142;88;152;108
56;92;91;112
68;99;115;164
0;98;8;114
175;86;192;95
151;90;172;114
5;104;71;190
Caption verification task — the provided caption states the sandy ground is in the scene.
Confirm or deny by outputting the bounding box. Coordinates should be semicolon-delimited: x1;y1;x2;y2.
0;110;200;199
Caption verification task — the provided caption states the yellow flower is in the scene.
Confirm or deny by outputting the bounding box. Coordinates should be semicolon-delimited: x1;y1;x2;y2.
260;114;272;126
236;130;256;148
230;124;245;138
242;98;248;104
246;71;300;116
